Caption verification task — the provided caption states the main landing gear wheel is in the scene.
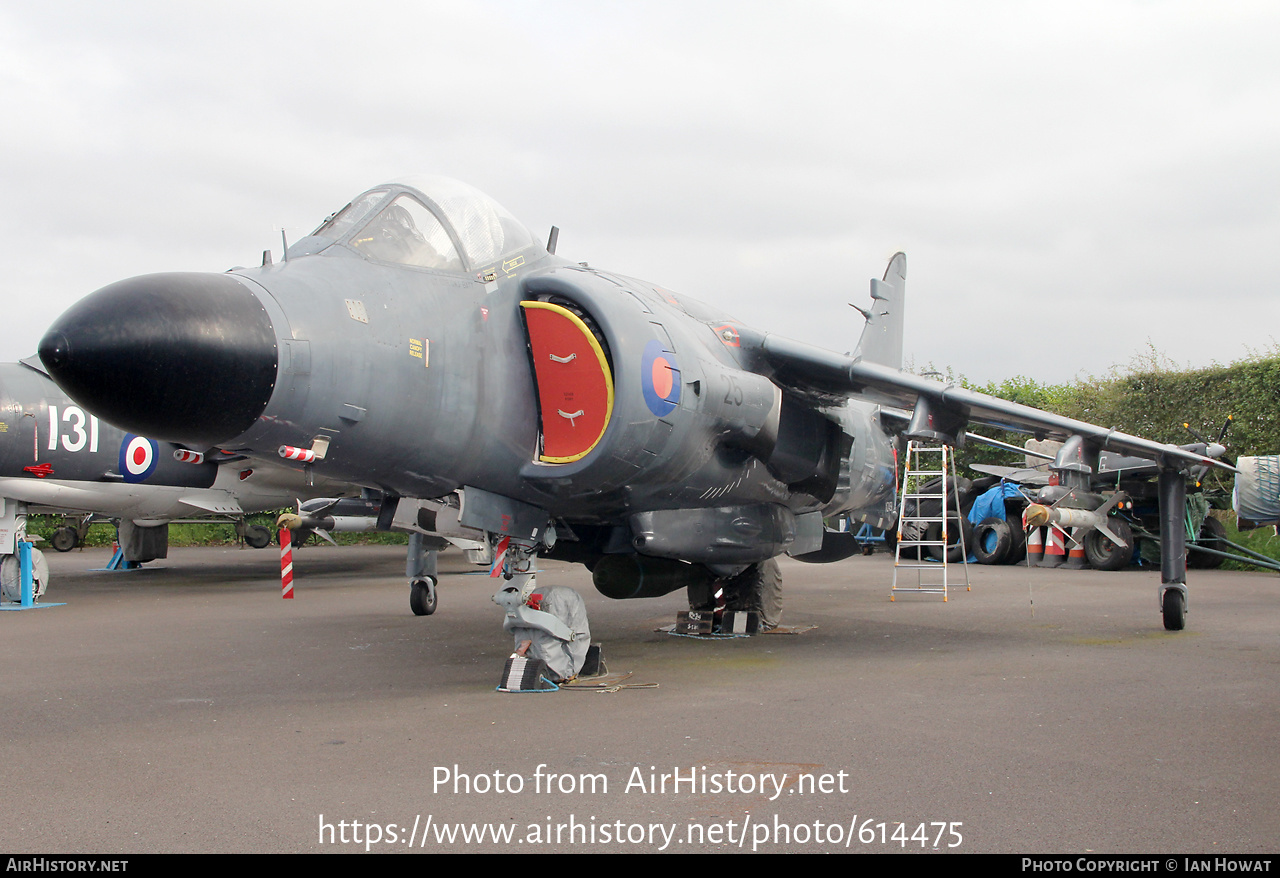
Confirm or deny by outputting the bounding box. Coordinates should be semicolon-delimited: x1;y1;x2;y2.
51;527;79;553
409;577;438;616
1162;587;1186;631
243;525;273;549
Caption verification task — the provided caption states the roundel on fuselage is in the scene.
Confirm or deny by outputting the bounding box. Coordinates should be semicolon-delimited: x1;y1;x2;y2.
120;434;159;482
641;339;680;417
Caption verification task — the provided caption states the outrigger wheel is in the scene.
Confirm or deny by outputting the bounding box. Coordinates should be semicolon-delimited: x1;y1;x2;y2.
410;576;438;616
1161;586;1187;631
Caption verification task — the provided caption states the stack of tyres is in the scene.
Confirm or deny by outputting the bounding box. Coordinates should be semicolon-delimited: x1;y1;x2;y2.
898;475;978;563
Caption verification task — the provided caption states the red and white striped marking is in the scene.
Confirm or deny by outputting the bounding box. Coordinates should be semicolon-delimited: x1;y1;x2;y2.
278;445;316;463
1065;527;1089;569
173;449;205;464
1040;525;1067;568
489;535;510;577
280;528;294;599
1026;525;1044;566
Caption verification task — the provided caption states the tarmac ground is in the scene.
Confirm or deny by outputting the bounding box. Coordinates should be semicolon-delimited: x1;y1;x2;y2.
2;544;1277;854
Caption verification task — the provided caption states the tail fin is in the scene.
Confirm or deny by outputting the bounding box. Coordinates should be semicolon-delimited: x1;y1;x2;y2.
852;252;906;370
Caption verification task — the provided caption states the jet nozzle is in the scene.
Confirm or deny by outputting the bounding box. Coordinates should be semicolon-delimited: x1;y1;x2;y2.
39;272;278;446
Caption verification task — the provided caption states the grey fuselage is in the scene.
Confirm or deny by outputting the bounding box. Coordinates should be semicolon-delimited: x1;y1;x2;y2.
230;248;895;521
38;177;900;573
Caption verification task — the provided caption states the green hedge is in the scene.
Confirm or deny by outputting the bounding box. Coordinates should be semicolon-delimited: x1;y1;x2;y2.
947;350;1280;567
953;350;1280;471
23;512;411;549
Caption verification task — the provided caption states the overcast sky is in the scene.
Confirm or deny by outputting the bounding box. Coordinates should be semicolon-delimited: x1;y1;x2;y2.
2;1;1277;385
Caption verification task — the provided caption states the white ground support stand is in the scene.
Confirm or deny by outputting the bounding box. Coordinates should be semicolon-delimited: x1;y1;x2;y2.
892;441;970;601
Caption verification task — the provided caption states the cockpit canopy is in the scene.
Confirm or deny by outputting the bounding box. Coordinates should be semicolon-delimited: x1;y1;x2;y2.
306;175;540;272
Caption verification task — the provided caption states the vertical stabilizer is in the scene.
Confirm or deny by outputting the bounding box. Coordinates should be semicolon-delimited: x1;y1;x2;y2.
852;252;906;370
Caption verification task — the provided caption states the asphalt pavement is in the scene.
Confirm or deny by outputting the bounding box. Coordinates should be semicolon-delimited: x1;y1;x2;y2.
2;544;1276;854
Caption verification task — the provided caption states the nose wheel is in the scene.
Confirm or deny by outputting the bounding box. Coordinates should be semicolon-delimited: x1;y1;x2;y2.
410;576;438;616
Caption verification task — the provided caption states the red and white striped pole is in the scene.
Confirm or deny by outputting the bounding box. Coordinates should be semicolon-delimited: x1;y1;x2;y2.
280;528;294;599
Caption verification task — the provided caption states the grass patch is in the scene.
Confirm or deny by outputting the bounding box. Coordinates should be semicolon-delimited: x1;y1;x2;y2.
21;512;411;549
1215;512;1280;572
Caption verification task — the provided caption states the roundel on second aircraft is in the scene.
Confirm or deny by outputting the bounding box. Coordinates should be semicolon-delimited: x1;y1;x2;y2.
119;434;159;483
641;339;680;417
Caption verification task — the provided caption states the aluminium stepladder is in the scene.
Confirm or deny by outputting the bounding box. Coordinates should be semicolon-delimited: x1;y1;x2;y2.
892;441;970;600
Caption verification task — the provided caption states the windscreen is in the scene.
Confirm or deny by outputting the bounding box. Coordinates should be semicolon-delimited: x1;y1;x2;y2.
311;189;389;243
392;175;538;267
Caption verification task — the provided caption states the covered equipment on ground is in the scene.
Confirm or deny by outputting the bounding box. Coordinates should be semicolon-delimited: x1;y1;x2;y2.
493;580;591;682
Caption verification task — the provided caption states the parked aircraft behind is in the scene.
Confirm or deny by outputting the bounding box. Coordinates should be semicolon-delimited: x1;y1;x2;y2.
972;436;1231;571
0;357;348;574
37;176;1231;629
1233;456;1280;530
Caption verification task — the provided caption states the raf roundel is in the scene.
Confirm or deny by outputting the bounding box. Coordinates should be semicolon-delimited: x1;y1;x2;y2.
641;339;680;417
119;434;159;483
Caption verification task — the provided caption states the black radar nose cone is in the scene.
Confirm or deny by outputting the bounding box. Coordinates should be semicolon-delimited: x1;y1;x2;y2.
40;331;71;372
39;272;278;446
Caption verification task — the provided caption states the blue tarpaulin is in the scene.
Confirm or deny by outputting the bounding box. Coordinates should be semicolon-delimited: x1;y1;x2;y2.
967;482;1025;525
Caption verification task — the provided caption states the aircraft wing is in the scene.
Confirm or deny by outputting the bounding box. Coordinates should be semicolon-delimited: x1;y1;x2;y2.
740;331;1234;474
968;464;1052;485
177;492;245;515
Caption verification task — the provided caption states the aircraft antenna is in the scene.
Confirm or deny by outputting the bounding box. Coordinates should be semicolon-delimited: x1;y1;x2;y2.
281;229;290;262
546;226;559;255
